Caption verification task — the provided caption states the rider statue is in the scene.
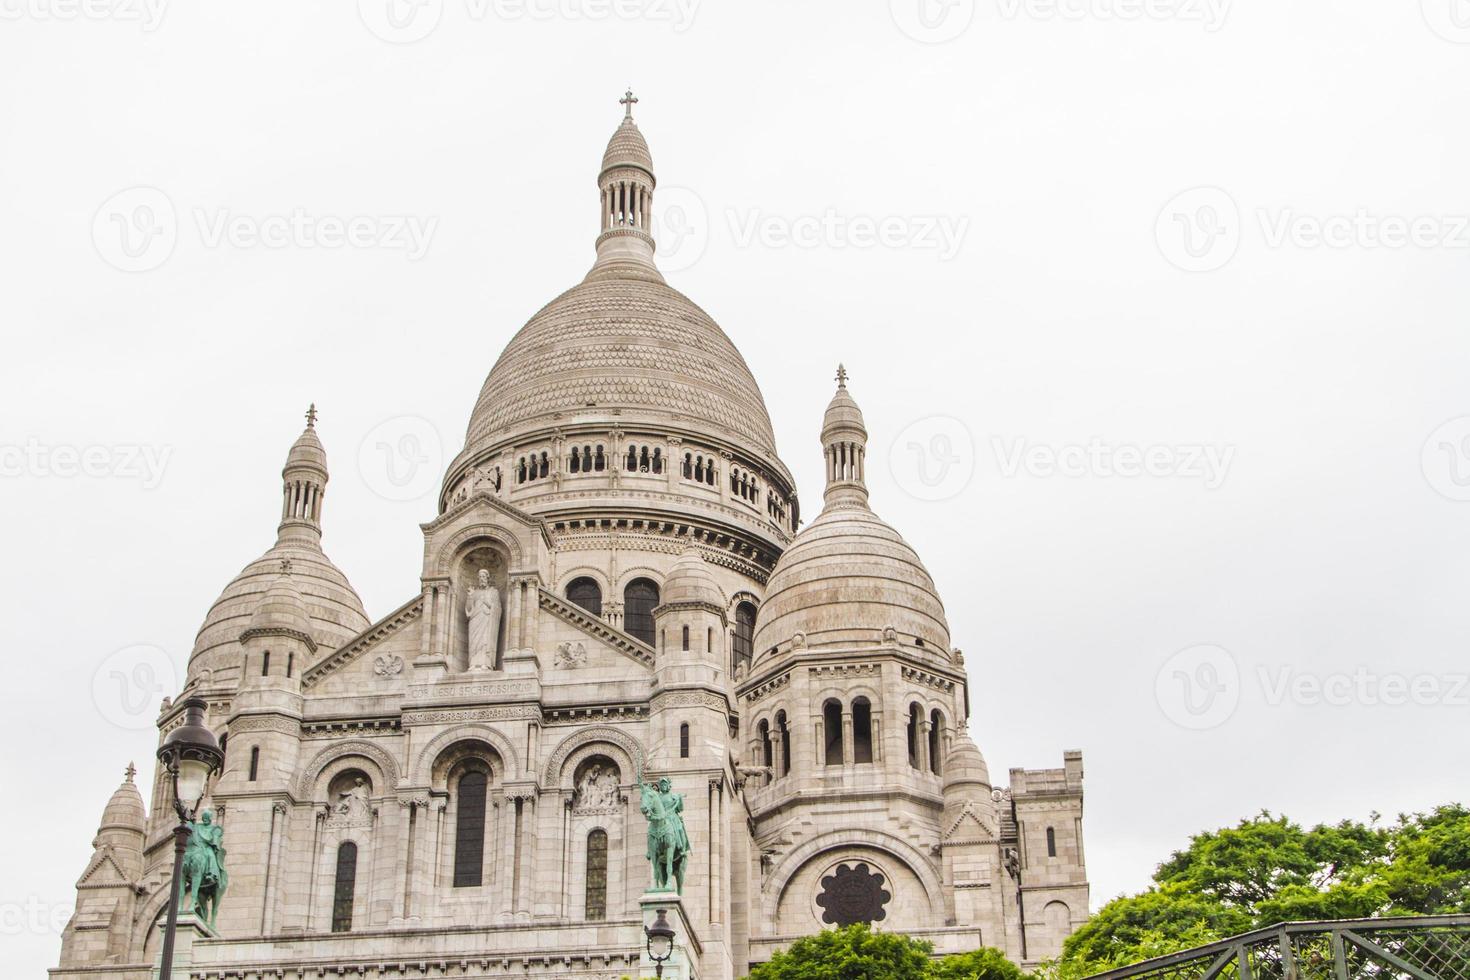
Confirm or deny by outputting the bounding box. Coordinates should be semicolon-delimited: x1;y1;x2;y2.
636;753;690;893
179;810;228;929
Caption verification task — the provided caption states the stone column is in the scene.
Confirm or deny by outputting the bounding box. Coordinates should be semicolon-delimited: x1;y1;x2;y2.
841;710;855;767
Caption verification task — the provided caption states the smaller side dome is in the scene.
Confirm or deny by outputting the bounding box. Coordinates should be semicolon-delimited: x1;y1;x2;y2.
98;763;147;837
284;416;327;475
943;732;992;793
243;561;314;643
661;547;723;609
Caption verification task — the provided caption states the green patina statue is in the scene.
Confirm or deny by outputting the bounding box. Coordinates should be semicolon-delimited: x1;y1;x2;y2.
636;752;690;893
179;810;228;929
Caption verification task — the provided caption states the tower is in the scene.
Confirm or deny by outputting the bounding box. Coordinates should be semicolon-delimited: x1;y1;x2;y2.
57;766;147;967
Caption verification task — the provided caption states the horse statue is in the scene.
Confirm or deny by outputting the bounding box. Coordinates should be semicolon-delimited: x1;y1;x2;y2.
179;810;228;930
635;747;690;893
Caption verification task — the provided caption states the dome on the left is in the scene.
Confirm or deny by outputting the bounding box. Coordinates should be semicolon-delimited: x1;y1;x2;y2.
187;409;368;683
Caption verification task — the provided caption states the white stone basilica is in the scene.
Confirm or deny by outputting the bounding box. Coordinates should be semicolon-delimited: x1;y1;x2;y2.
55;96;1088;980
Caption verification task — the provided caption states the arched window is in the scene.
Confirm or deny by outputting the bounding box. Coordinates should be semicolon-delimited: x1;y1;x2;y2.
623;579;660;647
906;704;922;769
823;700;844;766
1047;826;1058;858
566;577;603;617
594;446;606;471
626;445;638;470
679;723;690;758
853;698;873;764
681;625;690;651
929;709;944;776
585;829;609;920
682;453;692;479
732;602;757;673
248;746;260;782
286;652;293;678
570;447;582;473
651;448;663;474
331;841;357;932
758;719;773;768
261;651;270;676
453;769;488;887
776;711;791;776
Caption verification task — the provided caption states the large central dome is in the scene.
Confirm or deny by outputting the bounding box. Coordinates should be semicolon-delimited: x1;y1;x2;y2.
463;275;779;459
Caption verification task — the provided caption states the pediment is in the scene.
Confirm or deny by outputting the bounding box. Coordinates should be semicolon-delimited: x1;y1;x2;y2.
77;849;129;888
539;588;655;669
302;593;423;691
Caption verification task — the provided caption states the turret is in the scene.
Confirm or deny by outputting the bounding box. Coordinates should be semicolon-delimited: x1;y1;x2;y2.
587;89;663;282
650;547;729;769
57;765;148;967
277;403;329;548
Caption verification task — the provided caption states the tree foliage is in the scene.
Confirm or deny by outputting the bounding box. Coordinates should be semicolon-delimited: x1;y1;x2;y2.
747;926;1021;980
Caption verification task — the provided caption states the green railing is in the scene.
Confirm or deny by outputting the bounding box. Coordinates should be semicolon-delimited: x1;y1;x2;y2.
1082;915;1470;980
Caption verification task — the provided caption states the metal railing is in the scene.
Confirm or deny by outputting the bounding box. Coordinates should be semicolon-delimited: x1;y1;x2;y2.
1082;915;1470;980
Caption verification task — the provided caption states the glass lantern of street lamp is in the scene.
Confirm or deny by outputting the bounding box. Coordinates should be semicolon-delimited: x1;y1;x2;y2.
156;696;223;819
645;908;675;972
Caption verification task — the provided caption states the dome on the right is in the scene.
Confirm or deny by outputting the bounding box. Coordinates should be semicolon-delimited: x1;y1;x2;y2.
752;368;950;658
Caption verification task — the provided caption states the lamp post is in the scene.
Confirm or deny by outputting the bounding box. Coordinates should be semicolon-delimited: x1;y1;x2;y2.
644;907;675;979
155;696;223;979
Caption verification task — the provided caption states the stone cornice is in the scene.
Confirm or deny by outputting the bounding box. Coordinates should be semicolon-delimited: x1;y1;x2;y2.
538;587;655;667
421;489;555;550
301;593;423;691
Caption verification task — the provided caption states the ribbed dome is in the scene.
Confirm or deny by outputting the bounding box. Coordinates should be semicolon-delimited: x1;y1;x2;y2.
99;768;146;836
822;378;866;440
662;547;723;607
944;732;992;793
461;276;780;460
284;421;327;474
245;567;313;638
190;544;368;674
601;116;654;177
753;504;950;656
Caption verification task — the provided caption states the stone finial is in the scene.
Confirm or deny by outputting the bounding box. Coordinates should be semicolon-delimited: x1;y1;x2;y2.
835;363;848;388
124;762;136;783
280;558;293;576
620;88;639;119
305;403;318;428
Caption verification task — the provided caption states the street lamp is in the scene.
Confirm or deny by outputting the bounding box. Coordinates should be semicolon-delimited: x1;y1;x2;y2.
644;907;675;978
155;696;223;978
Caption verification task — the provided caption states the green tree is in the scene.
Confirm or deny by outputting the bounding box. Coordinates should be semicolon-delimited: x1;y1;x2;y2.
930;946;1027;980
747;925;934;980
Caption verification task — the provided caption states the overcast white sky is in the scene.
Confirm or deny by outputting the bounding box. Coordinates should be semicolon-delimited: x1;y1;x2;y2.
4;0;1470;973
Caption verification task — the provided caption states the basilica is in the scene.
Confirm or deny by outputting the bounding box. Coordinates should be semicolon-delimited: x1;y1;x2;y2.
54;96;1089;980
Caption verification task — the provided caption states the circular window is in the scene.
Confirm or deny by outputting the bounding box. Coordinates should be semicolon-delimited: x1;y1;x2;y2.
815;862;891;926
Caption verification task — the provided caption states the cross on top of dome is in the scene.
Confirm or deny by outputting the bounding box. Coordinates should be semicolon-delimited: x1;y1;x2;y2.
836;364;849;388
305;403;318;428
620;88;638;119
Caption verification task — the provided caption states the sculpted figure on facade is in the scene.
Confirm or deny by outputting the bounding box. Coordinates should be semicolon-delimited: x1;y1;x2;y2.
465;568;501;670
576;763;620;811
